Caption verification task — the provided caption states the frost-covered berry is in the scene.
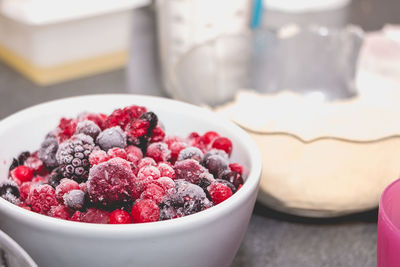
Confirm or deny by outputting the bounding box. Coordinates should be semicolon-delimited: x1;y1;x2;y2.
87;158;135;208
48;205;72;220
146;142;171;163
55;178;80;201
174;159;208;184
201;131;219;145
109;209;131;224
203;149;229;163
27;184;58;214
207;182;233;204
229;163;243;175
211;137;233;155
38;133;59;168
89;149;110;166
140;183;165;204
157;162;175;180
137;166;161;180
177;147;204;162
169;141;188;163
63;189;85;210
75;120;101;139
80;208;109;224
126;145;143;164
0;180;19;199
156;177;176;195
203;155;229;177
131;199;159;223
107;147;127;160
137;157;156;169
96;126;127;151
56;134;94;182
219;170;244;190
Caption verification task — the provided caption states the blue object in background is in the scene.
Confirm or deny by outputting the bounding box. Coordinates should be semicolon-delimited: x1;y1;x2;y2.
251;0;263;29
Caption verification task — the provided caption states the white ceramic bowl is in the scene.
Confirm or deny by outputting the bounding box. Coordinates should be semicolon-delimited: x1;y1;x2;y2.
0;95;262;267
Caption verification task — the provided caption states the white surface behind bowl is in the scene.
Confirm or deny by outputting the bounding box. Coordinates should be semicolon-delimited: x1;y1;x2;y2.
0;95;261;267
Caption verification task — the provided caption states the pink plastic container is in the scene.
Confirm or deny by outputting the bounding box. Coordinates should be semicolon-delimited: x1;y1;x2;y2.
377;177;400;267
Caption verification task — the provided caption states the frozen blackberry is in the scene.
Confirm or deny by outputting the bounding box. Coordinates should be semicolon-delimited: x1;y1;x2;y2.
159;180;212;220
56;134;94;182
0;180;19;198
38;133;59;168
96;126;126;151
75;120;101;139
17;151;31;165
48;166;63;188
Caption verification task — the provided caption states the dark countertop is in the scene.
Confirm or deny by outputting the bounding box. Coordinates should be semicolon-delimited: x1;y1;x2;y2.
0;0;399;266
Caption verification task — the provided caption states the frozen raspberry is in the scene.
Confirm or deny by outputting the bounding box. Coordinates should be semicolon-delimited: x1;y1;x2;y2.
24;156;46;176
131;199;160;223
169;141;188;163
104;108;133;129
55;178;80;201
11;165;33;184
177;147;204;162
157;162;175;179
203;155;229;177
219;170;244;189
56;134;94;182
211;137;233;155
174;159;208;184
96;126;127;151
146;142;171;163
140;183;165;204
126;105;147;119
137;166;161;181
27;184;58;214
75;120;101;139
207;182;233;204
55;118;77;143
48;205;72;220
0;180;19;199
125;145;143;164
156;177;176;195
150;126;165;142
137;157;156;169
79;113;106;130
63;189;85;210
70;211;83;222
229;163;243;175
160;180;212;220
165;136;184;147
201;131;219;145
109;209;132;224
38;133;59;168
89;149;110;166
126;120;149;141
81;208;109;224
87;158;135;208
107;147;127;160
19;182;32;201
132;175;153;199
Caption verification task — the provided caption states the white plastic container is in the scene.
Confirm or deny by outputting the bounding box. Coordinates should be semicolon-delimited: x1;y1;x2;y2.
0;0;150;85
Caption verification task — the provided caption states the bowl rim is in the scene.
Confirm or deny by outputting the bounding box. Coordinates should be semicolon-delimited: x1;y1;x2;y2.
0;94;262;236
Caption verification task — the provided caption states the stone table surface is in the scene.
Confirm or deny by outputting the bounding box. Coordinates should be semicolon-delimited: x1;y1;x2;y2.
0;0;399;266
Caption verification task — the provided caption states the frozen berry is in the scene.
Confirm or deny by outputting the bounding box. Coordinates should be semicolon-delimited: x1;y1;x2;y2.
55;178;80;201
104;108;133;129
125;105;147;119
27;184;58;214
137;166;161;181
140;183;165;204
79;112;106;130
89;150;110;166
203;155;229;177
174;159;208;184
107;147;127;160
196;172;215;193
48;167;63;188
38;133;59;168
55;118;77;143
96;126;127;151
17;151;30;165
207;182;232;204
87;158;135;208
137;157;156;169
146;142;171;163
165;136;184;147
0;180;19;198
215;179;236;194
70;211;83;222
211;137;233;155
63;190;85;210
48;205;72;220
229;163;243;175
81;208;109;224
219;170;244;189
169;141;188;163
1;192;20;205
156;177;176;195
139;112;158;133
109;209;132;224
11;166;33;184
157;162;175;180
201;131;219;145
150;126;166;142
56;134;94;182
24;156;46;176
131;199;160;223
9;158;19;172
203;149;229;163
125;146;143;164
75;120;101;139
19;182;32;201
177;147;204;162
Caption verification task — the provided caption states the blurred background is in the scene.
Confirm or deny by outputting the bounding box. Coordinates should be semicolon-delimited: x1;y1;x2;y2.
0;0;400;266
